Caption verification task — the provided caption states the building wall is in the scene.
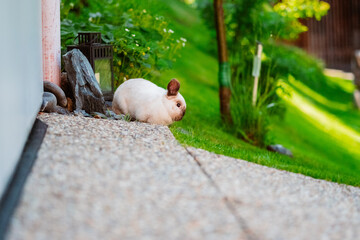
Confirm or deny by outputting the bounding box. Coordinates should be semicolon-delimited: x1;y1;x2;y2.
0;1;43;197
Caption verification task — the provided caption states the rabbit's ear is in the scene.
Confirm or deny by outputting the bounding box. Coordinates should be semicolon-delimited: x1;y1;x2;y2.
167;79;180;96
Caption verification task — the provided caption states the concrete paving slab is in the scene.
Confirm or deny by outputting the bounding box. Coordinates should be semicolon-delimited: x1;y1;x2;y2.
187;147;360;240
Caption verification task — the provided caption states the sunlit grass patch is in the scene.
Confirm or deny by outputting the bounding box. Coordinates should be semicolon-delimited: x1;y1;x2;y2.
278;77;360;157
288;75;351;111
273;77;360;173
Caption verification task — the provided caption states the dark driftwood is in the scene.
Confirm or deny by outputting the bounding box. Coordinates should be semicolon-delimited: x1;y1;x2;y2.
63;49;105;114
43;81;67;107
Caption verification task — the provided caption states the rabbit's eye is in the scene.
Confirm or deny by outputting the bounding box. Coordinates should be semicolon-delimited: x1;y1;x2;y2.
177;103;181;108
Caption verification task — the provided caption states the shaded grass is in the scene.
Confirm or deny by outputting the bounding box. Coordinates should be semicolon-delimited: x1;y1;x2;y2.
153;0;360;186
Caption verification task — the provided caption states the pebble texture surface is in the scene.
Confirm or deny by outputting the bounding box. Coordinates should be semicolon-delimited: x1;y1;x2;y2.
7;113;360;240
187;148;360;240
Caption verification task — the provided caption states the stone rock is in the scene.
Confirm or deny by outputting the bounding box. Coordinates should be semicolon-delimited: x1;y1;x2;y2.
74;110;92;118
63;49;105;114
267;144;293;157
40;92;70;115
40;92;57;113
43;81;67;107
54;106;70;115
104;110;127;120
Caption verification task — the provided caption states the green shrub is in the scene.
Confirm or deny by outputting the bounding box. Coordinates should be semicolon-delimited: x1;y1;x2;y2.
61;0;186;87
230;43;283;147
229;41;329;146
230;73;272;147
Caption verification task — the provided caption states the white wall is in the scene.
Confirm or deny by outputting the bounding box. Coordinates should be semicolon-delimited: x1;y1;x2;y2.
0;1;43;197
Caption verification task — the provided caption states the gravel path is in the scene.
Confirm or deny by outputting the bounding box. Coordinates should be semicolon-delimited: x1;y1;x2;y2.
7;113;360;240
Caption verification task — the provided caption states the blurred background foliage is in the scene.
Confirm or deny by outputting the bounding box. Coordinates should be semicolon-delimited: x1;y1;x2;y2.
61;0;186;86
196;0;329;146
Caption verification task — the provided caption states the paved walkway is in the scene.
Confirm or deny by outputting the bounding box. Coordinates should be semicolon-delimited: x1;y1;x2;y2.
7;114;360;240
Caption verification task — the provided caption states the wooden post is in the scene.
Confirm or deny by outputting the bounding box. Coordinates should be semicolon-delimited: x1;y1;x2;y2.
42;0;61;86
252;42;263;106
214;0;232;123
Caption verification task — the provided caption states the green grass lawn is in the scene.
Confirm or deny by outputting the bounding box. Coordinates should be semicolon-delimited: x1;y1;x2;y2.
154;0;360;186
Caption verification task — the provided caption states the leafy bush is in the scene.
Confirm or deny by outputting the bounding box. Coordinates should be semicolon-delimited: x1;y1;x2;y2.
230;43;284;147
230;61;274;147
61;0;186;87
230;42;328;146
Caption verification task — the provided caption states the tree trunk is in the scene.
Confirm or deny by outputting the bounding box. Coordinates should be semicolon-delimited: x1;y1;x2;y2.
214;0;232;123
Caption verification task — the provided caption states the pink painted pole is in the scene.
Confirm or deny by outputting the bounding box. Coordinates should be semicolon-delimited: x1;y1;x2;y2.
42;0;61;86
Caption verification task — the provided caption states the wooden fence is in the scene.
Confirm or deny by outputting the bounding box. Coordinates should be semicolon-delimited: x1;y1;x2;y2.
295;0;360;71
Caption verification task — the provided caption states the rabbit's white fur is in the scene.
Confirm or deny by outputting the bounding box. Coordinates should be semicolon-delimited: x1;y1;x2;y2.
112;78;186;125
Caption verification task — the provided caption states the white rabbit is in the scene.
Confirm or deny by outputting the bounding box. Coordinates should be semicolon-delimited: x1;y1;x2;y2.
112;78;186;125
